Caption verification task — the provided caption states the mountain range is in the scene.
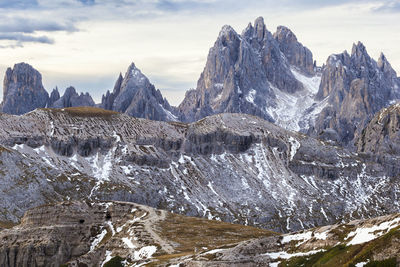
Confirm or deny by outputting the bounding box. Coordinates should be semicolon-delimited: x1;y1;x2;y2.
0;16;400;266
1;17;398;147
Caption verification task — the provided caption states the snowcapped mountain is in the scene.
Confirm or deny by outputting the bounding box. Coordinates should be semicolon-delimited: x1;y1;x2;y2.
178;17;325;134
0;107;399;234
100;62;179;122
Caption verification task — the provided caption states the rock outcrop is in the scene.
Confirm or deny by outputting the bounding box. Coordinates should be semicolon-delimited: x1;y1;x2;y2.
47;87;60;107
356;102;400;155
100;63;178;121
273;25;315;76
1;63;49;115
312;42;400;146
0;201;273;267
49;86;95;108
1;201;400;266
178;17;322;133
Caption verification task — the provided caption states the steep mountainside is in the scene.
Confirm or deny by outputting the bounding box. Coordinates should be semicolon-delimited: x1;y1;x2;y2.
178;17;325;133
100;63;178;121
312;43;400;146
1;63;49;115
356;102;400;155
1;201;399;267
0;107;398;233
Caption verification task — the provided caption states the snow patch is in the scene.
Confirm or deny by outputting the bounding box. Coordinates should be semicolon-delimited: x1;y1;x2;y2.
288;137;300;161
122;237;136;249
346;217;400;245
133;246;157;260
245;89;256;104
90;228;107;251
265;249;324;260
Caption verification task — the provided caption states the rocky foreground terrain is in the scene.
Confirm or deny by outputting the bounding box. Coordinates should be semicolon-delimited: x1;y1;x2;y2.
0;201;399;267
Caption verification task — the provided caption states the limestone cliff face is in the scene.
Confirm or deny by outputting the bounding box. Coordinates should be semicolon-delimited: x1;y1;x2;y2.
356;103;400;155
1;63;49;115
178;17;314;123
50;86;95;108
312;42;400;145
100;63;178;121
273;25;315;76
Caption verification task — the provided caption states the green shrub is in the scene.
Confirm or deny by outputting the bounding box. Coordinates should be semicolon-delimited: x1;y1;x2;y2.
365;258;397;267
104;256;124;267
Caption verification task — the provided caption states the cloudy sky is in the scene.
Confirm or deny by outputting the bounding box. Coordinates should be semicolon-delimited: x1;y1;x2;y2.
0;0;399;105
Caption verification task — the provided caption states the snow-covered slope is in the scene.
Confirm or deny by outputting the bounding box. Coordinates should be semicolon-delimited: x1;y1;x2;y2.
266;67;326;132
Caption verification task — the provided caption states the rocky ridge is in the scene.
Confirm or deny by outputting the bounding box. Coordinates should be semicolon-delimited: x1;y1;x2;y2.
312;43;400;146
356;102;400;155
0;107;399;234
0;63;96;114
178;17;322;130
100;63;178;121
0;201;274;267
49;86;95;108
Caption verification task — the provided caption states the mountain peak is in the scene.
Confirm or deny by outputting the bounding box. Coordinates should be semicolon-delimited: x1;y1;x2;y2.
275;25;297;42
218;25;237;39
1;62;49;115
254;16;266;40
351;41;367;56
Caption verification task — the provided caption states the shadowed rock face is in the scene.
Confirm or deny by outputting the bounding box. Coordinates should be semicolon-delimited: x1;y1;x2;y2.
50;86;95;108
273;25;315;76
312;42;400;146
178;17;314;123
1;63;49;115
356;102;400;155
100;63;178;121
48;87;60;107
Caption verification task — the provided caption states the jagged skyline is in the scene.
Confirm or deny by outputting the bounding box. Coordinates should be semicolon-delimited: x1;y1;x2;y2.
0;0;399;105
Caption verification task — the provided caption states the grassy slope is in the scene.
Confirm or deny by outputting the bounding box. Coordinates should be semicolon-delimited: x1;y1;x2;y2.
281;226;400;267
151;212;277;265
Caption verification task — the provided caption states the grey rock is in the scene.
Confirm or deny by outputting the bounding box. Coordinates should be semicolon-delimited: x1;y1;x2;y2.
356;102;400;155
0;108;399;234
178;17;314;123
100;63;178;121
312;42;400;146
50;86;95;108
100;73;123;111
1;63;49;115
273;25;315;75
47;87;60;107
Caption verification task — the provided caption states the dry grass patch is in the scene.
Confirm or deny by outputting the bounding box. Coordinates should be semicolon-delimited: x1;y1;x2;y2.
43;107;119;118
156;213;276;255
